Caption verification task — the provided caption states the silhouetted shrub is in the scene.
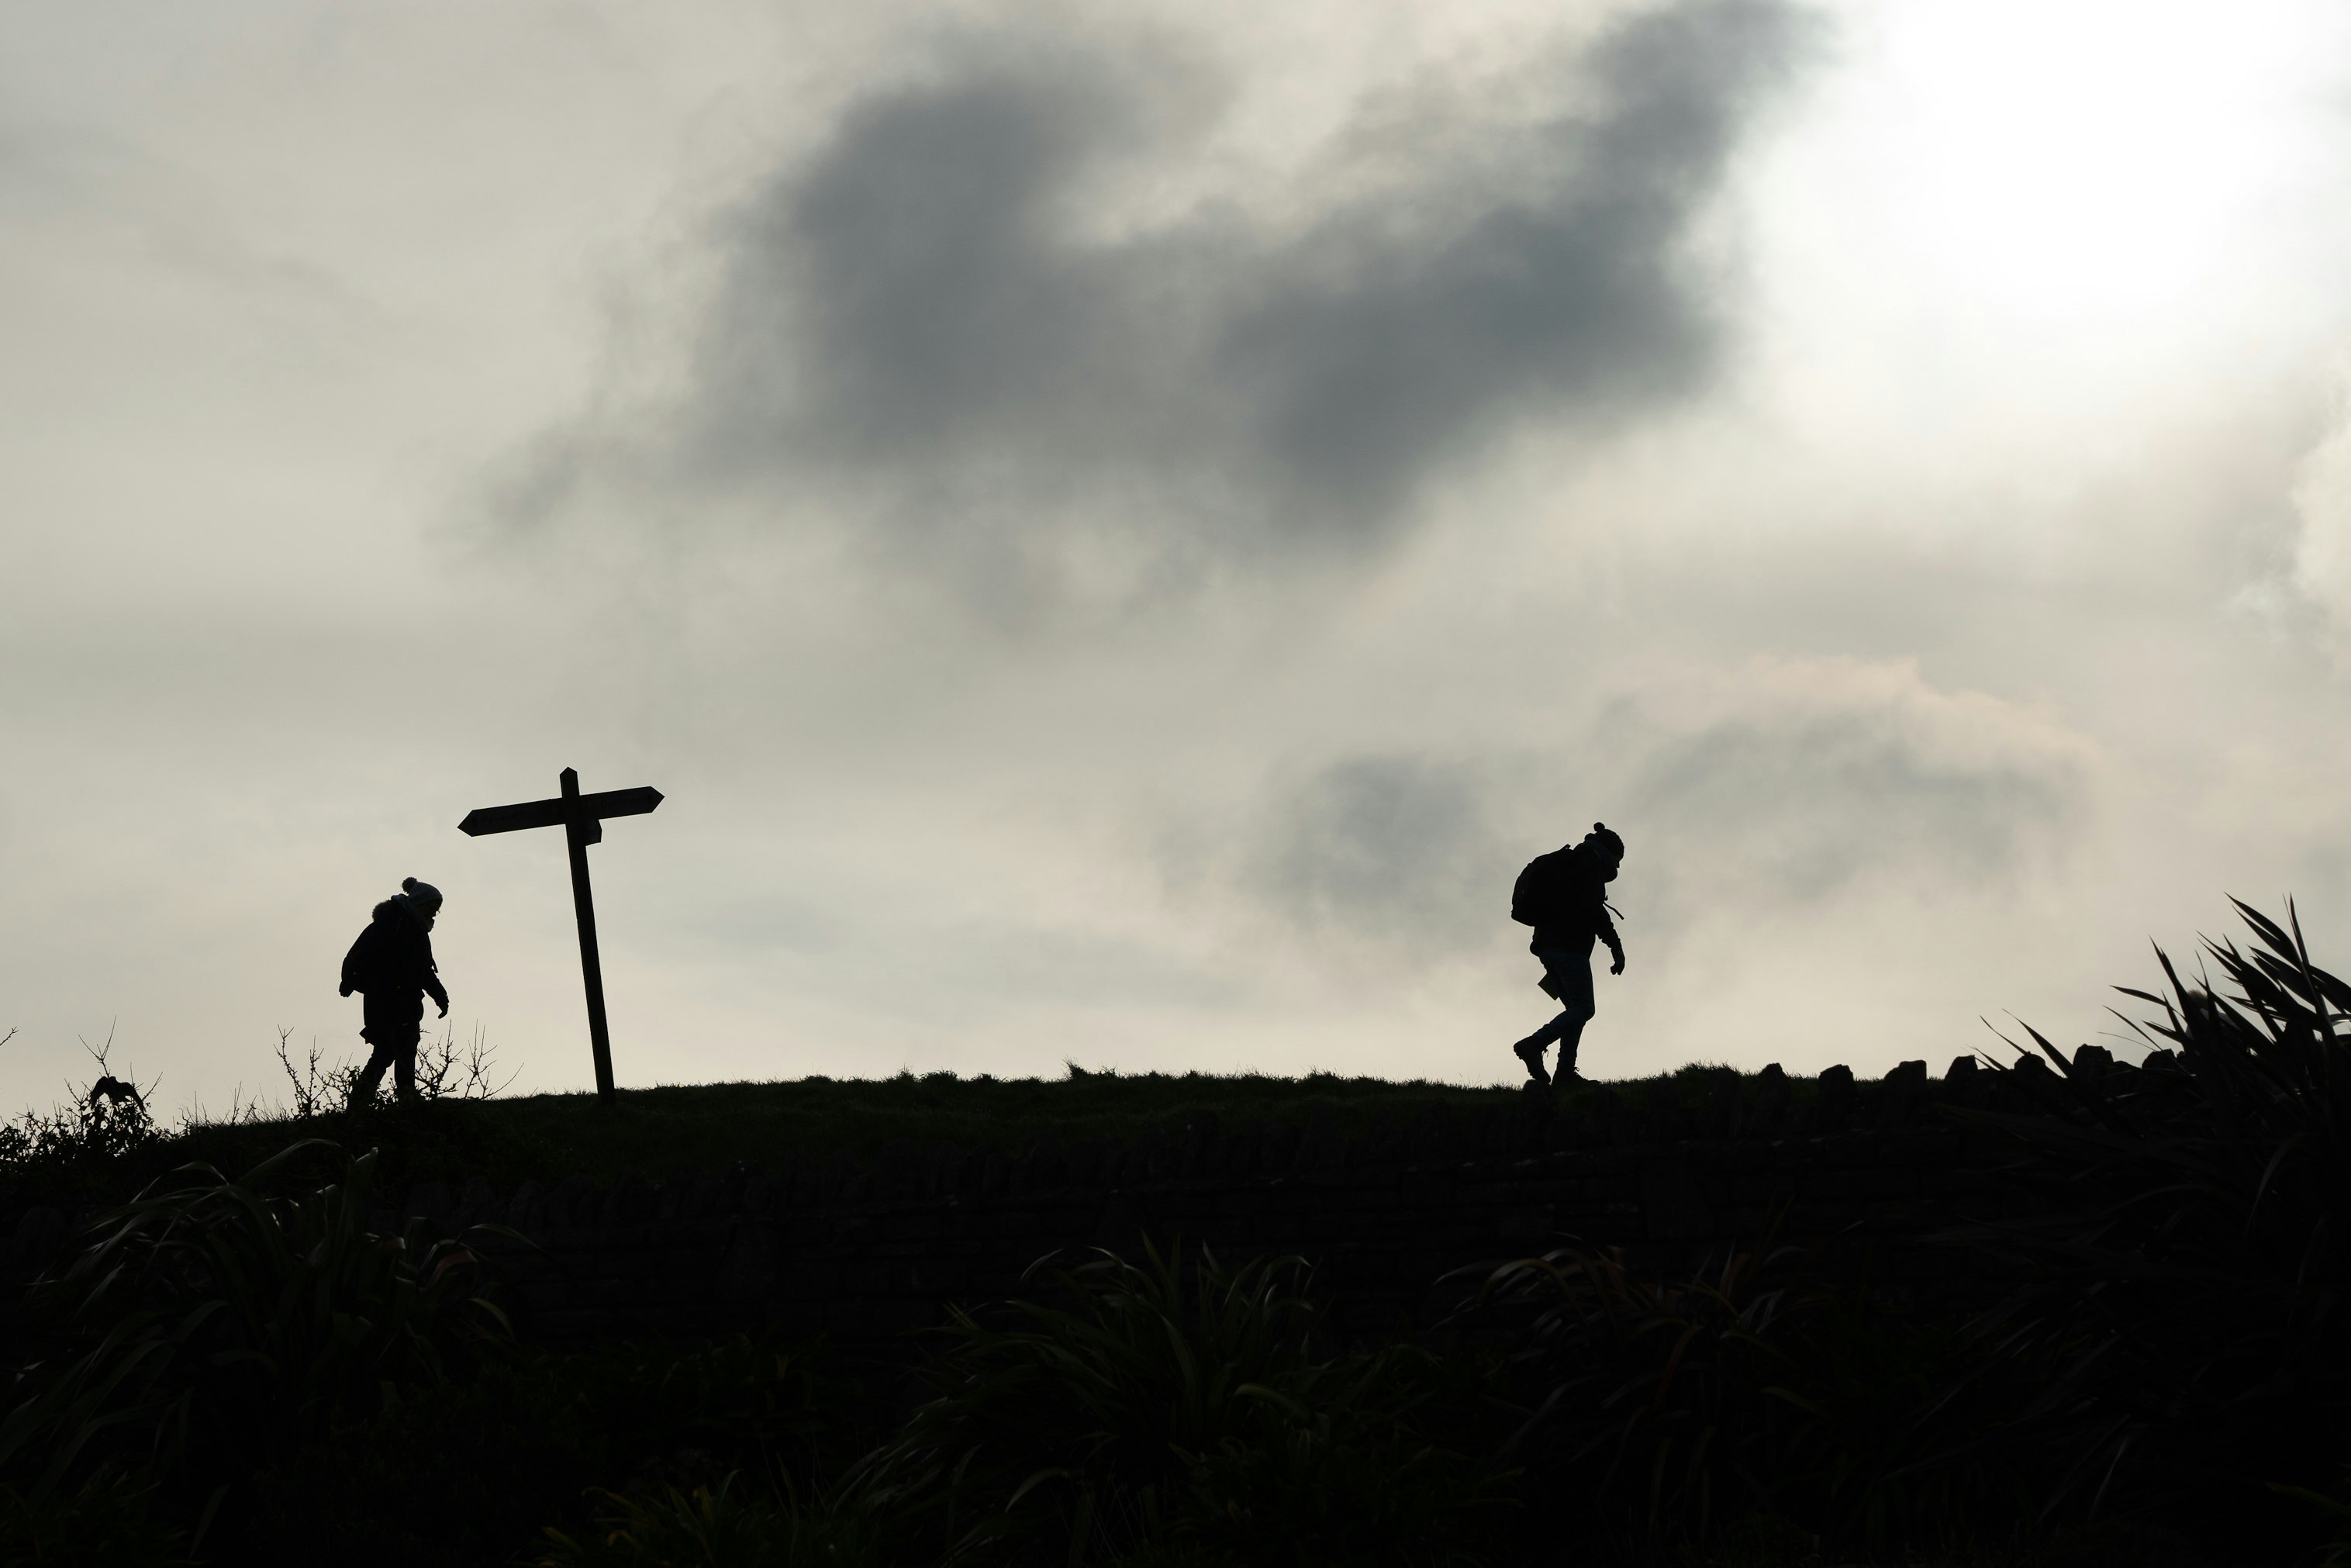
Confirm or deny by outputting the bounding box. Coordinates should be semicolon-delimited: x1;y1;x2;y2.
1773;1285;2053;1559
0;1034;164;1207
854;1241;1505;1566
0;1472;193;1566
223;1328;858;1566
1479;1238;1818;1559
1959;900;2351;1547
537;1472;886;1568
0;1142;507;1518
1475;1228;2080;1564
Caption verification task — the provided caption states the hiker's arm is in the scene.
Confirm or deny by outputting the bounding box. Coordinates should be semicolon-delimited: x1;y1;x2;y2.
423;942;450;1016
1598;909;1624;975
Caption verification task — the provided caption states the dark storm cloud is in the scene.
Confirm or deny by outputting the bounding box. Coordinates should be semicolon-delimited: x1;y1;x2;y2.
1626;706;2086;907
1222;671;2087;959
1244;754;1509;950
604;0;1815;578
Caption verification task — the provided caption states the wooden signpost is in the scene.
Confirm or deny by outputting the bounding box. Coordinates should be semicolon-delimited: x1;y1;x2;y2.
460;768;662;1105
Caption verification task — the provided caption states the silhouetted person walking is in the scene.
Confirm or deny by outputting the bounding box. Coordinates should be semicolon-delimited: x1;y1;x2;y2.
340;877;449;1103
1509;824;1624;1086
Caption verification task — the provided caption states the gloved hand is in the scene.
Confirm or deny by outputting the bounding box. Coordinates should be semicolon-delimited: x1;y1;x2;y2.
339;983;353;997
1609;951;1626;976
437;1000;450;1018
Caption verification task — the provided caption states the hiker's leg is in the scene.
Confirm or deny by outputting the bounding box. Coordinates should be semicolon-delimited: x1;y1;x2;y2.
353;1038;395;1101
352;1005;404;1102
392;1037;419;1101
1551;953;1597;1077
1514;945;1582;1082
1554;1014;1590;1077
1518;1010;1575;1050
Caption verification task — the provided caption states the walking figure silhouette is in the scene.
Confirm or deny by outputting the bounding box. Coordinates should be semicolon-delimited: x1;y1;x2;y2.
340;877;449;1103
1507;824;1624;1086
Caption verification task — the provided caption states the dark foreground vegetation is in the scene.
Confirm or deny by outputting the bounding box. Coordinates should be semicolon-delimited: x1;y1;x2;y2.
10;901;2351;1564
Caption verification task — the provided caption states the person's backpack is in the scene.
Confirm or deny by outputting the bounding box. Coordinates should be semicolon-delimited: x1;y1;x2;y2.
1511;846;1576;927
340;918;390;997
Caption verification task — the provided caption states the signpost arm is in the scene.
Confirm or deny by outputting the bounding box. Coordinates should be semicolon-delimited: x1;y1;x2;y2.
561;767;618;1105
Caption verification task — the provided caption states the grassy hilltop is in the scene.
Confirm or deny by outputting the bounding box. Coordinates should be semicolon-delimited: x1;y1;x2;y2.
198;1067;1532;1192
8;1065;1522;1208
4;1057;1877;1211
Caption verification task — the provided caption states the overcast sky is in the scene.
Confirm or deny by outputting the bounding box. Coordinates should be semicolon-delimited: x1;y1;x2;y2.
6;0;2351;1114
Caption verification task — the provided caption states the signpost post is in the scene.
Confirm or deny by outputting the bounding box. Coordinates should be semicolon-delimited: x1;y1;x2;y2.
459;768;662;1105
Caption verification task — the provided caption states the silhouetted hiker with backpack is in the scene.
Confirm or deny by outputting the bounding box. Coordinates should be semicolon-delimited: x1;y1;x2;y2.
1509;824;1624;1086
340;877;449;1103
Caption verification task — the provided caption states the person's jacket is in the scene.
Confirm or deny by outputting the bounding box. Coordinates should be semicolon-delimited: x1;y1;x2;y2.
1527;844;1622;957
340;898;448;1011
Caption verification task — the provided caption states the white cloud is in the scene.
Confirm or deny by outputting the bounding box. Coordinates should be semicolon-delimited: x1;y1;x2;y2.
2292;375;2351;634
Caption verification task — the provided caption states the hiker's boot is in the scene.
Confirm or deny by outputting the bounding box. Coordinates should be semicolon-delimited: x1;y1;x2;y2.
1513;1038;1550;1086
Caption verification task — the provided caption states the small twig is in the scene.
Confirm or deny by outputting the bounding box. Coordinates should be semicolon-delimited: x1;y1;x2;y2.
78;1020;119;1074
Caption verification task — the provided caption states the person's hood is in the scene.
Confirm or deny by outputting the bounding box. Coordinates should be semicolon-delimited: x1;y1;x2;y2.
375;894;435;929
